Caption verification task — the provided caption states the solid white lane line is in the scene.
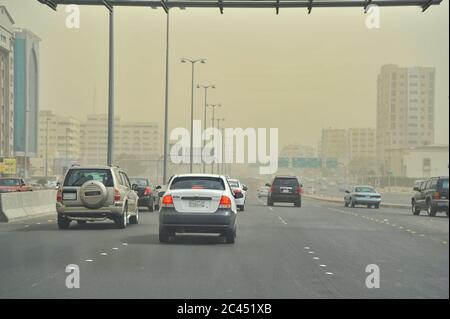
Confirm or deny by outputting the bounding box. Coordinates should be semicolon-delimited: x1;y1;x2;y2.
278;216;287;225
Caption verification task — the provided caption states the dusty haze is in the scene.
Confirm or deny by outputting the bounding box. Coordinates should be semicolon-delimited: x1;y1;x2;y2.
5;0;449;150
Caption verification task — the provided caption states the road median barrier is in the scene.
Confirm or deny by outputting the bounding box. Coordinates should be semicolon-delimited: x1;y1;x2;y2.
0;190;56;222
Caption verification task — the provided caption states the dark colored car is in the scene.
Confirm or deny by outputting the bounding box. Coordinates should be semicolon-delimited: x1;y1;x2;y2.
411;176;449;217
129;177;161;212
266;175;302;207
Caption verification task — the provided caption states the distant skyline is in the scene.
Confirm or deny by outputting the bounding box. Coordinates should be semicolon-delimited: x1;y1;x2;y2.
3;1;449;150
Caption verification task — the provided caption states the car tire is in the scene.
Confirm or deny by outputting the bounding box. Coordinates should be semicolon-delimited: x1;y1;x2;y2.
115;205;128;229
294;200;301;207
367;205;372;208
77;220;87;225
155;202;160;211
129;209;139;224
238;205;245;211
159;227;170;243
412;202;420;215
57;215;70;230
351;200;355;208
375;204;380;209
267;199;274;206
225;228;236;244
427;202;436;217
148;198;154;212
344;201;349;207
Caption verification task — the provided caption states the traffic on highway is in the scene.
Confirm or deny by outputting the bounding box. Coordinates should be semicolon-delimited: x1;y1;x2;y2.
0;0;448;312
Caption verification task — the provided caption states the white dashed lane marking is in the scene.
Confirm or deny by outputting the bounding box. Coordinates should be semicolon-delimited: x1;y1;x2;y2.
278;216;287;225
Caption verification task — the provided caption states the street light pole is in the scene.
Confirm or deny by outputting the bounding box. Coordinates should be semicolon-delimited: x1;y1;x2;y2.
216;118;225;175
181;58;206;174
207;103;221;174
197;84;215;173
45;118;49;177
107;8;115;166
162;9;170;184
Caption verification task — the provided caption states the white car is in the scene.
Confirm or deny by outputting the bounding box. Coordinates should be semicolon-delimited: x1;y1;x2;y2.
227;178;247;211
257;186;270;197
159;174;241;243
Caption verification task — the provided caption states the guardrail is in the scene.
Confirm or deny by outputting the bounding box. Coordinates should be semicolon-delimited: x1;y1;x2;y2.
303;194;410;209
0;190;56;222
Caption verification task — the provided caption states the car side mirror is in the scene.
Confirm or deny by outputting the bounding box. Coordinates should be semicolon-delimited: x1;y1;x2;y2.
132;184;139;191
158;191;165;197
155;185;161;190
242;186;248;191
413;187;419;191
300;184;303;188
265;183;271;187
345;190;350;194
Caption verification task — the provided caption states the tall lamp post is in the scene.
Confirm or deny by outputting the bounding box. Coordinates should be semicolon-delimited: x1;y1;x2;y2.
180;58;206;173
216;118;225;174
197;84;215;173
208;103;222;173
45;118;50;177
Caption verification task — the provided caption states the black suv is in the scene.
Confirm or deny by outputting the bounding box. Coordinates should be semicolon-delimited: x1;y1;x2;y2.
411;176;449;217
266;176;302;207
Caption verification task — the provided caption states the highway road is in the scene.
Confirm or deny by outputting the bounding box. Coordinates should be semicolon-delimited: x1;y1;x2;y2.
0;195;448;299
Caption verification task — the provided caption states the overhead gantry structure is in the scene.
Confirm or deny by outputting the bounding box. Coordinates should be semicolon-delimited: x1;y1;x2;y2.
38;0;443;13
36;0;443;183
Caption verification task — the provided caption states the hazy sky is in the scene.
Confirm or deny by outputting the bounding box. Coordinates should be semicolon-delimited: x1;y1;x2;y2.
4;0;449;150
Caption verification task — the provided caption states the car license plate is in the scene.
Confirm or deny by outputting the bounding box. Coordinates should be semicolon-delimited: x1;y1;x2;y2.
188;200;206;208
281;189;291;193
63;193;76;200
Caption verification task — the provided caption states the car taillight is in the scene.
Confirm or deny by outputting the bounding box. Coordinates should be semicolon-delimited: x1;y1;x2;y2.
296;186;302;194
114;189;121;201
144;187;152;196
162;195;174;207
270;186;275;193
434;192;441;199
219;195;232;209
56;190;63;202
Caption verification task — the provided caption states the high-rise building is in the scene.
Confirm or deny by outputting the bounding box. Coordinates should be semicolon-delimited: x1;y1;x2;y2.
30;110;81;176
79;114;160;172
376;64;435;174
348;128;376;161
13;28;41;177
319;128;349;164
0;6;15;159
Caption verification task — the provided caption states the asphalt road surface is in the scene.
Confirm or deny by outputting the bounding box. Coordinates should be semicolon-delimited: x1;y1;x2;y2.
0;195;448;299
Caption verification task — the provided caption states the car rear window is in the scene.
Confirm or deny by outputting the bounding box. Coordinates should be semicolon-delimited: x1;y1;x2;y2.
170;177;225;190
228;180;239;188
355;187;375;193
0;179;20;186
130;178;148;187
273;178;299;187
64;169;114;187
439;178;449;190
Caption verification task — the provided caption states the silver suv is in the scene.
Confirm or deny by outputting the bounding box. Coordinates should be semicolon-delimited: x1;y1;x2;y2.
56;165;139;229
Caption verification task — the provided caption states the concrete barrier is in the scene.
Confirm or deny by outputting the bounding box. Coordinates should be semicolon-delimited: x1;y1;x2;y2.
303;194;410;209
0;190;56;222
